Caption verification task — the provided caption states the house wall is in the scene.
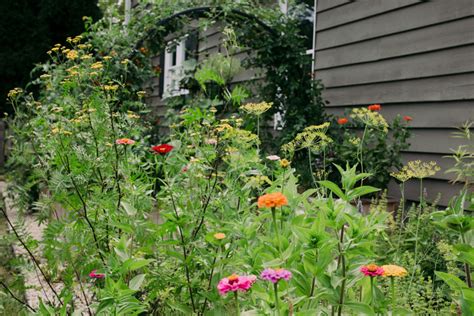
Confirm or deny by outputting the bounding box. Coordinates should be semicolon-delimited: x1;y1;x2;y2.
314;0;474;205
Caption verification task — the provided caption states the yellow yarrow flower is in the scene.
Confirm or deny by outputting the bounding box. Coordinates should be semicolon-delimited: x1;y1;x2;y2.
381;265;407;277
66;50;79;60
91;62;103;70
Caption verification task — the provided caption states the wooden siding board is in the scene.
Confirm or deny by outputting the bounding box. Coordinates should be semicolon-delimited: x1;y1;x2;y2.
406;129;473;155
318;0;351;12
387;178;465;206
317;0;419;31
315;0;474;50
316;45;474;87
322;73;474;106
324;101;474;128
315;17;474;69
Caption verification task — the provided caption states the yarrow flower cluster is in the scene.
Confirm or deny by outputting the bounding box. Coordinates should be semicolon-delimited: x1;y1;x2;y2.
360;264;384;277
257;192;288;209
381;264;408;277
217;274;257;295
261;268;292;283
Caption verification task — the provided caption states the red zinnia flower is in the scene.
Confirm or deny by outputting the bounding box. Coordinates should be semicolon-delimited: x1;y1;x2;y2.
403;115;413;122
337;117;348;125
368;104;381;111
151;144;174;155
89;270;105;279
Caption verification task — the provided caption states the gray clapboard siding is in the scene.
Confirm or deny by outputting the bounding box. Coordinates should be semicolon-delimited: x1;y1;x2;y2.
324;101;474;128
316;0;474;50
318;0;351;12
317;45;474;87
315;17;474;70
387;178;465;206
323;73;474;106
316;0;474;205
406;129;473;155
317;0;419;31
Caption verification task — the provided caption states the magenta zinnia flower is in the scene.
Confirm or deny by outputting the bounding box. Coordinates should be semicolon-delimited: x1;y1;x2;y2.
217;274;256;295
360;264;384;277
261;268;292;283
89;270;105;279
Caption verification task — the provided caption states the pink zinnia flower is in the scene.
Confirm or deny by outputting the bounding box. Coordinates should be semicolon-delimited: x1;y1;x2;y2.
360;264;384;277
217;274;256;295
266;155;280;161
89;270;105;279
115;138;135;145
261;268;292;283
206;138;218;145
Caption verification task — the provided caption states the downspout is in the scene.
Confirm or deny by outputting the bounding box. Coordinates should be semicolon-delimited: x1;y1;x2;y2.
124;0;131;25
311;0;318;74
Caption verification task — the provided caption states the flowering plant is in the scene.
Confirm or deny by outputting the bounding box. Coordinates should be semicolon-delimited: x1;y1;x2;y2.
329;105;411;190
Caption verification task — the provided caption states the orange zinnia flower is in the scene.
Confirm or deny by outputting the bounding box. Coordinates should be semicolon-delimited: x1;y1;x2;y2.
403;115;413;122
115;138;135;145
257;192;288;209
337;117;348;125
368;104;381;111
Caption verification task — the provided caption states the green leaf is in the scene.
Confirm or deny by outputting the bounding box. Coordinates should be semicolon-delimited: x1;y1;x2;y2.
129;274;146;291
435;271;467;290
347;186;380;200
318;180;346;200
121;201;137;216
345;302;375;316
124;258;154;272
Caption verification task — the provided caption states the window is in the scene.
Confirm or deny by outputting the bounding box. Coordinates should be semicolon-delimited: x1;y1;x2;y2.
163;38;187;98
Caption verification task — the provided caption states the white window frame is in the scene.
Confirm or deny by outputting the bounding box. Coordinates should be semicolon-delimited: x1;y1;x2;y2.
163;37;189;98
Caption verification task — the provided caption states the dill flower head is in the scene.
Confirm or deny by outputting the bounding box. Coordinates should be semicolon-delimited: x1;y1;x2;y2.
406;160;440;179
257;192;288;209
240;101;272;115
281;123;332;154
381;265;407;277
350;107;388;133
390;166;413;182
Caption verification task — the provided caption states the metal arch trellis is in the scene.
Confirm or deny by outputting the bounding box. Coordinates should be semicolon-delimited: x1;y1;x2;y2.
130;6;277;58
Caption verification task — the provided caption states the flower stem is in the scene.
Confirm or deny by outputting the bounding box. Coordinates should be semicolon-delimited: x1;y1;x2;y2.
234;291;240;316
370;276;375;309
390;277;396;312
273;282;280;316
271;207;282;253
461;234;472;288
